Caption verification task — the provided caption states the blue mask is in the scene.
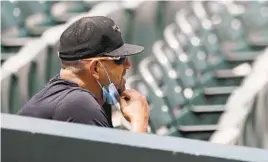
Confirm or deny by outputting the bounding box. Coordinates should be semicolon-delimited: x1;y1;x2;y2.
101;83;120;105
96;61;120;107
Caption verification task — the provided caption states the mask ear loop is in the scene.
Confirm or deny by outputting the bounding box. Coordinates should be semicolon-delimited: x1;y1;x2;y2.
98;60;121;110
96;79;103;88
98;60;112;84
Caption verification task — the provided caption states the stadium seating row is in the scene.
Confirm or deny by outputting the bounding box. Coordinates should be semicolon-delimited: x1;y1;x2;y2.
125;1;268;140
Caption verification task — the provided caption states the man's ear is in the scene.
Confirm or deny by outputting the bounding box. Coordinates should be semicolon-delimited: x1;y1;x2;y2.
88;60;99;80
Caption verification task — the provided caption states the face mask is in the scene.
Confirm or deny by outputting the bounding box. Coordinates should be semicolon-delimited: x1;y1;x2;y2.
96;61;121;109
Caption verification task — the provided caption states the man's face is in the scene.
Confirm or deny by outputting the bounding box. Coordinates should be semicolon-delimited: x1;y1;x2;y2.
96;57;132;93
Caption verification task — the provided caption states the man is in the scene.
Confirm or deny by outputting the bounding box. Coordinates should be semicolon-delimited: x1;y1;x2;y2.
18;16;150;133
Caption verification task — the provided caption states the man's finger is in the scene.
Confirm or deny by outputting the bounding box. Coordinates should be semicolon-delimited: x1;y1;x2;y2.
121;89;141;99
119;97;128;108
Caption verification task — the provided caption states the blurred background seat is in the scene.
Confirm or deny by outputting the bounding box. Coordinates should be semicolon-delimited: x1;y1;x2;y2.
1;1;35;64
1;40;48;114
51;1;99;23
126;75;176;135
22;1;63;36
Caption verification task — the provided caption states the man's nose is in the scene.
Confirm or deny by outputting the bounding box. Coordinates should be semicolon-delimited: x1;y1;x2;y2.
124;58;132;69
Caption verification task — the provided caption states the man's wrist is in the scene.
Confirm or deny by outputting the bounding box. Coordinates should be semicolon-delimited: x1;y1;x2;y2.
130;118;149;132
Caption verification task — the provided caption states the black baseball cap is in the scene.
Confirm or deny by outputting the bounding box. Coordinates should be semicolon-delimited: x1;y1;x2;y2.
58;16;144;61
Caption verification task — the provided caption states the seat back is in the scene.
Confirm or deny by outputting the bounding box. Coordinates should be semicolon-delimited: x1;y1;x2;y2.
139;56;185;116
163;24;198;88
1;74;20;113
130;1;160;62
126;75;175;133
16;1;44;19
1;1;20;31
189;3;222;55
203;2;245;42
235;1;268;30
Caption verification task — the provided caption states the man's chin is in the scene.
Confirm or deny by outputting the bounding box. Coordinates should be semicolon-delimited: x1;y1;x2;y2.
118;85;126;95
117;78;126;94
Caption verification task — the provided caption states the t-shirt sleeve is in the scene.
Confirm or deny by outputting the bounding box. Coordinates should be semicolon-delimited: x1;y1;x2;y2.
53;90;111;127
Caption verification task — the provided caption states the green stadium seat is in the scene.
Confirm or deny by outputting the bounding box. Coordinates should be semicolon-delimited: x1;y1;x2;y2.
158;1;189;33
165;20;212;73
155;34;198;88
129;1;160;64
177;6;260;66
15;1;60;36
159;125;216;141
153;39;237;105
234;1;268;32
1;1;33;64
234;1;268;48
1;1;33;45
175;108;218;140
1;40;48;114
202;1;267;52
138;56;185;115
51;1;93;23
163;25;244;87
44;42;61;81
203;2;244;43
247;30;268;49
1;1;18;30
162;109;219;141
82;0;100;9
126;74;219;141
138;54;224;122
28;62;45;97
126;75;176;134
41;25;62;80
1;73;20;114
28;43;48;96
1;65;30;114
188;2;220;53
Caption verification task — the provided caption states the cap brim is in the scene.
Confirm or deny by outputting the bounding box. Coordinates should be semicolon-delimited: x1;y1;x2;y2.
104;44;144;57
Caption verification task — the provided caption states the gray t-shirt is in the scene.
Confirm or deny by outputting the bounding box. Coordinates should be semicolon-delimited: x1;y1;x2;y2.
18;74;113;128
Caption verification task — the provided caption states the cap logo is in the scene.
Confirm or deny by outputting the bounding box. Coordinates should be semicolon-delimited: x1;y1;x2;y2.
112;24;121;34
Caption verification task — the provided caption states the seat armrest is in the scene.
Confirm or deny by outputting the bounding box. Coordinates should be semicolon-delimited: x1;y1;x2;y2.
192;105;225;113
203;86;237;95
223;50;261;62
249;39;268;48
214;69;247;79
179;125;218;132
247;30;268;48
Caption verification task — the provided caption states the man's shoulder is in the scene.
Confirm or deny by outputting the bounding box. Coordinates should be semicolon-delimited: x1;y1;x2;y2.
19;84;97;115
59;88;99;107
53;88;111;127
45;75;99;107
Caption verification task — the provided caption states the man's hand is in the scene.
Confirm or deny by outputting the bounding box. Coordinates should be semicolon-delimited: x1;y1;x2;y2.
119;89;150;132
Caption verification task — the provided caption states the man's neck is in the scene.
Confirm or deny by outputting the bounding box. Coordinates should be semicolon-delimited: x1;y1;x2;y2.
59;69;105;105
